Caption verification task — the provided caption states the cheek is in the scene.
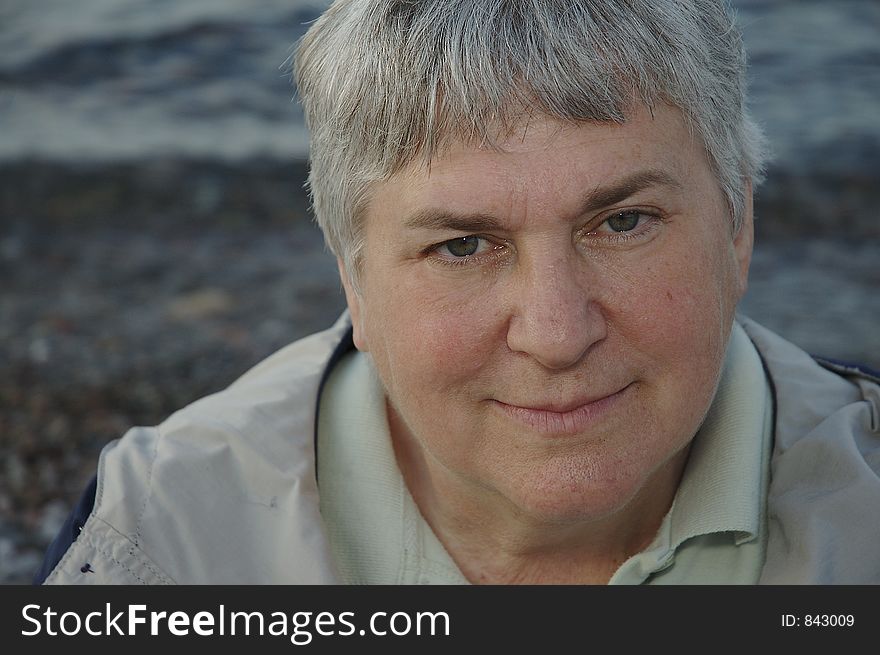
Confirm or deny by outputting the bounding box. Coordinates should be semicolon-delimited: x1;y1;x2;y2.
616;246;733;372
618;244;737;440
365;275;506;392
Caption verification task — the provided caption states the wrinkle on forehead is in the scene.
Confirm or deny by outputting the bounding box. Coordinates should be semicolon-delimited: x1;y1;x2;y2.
369;104;700;233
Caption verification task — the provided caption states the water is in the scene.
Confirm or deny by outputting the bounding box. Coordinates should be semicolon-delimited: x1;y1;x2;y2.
1;0;878;172
738;0;880;174
0;0;322;160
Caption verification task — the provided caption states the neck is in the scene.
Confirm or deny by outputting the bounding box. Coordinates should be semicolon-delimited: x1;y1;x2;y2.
390;405;689;585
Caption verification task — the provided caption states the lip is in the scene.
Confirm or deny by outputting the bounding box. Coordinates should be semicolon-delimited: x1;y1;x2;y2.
492;383;632;435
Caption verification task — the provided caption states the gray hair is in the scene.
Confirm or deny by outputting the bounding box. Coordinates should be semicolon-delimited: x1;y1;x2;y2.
293;0;768;279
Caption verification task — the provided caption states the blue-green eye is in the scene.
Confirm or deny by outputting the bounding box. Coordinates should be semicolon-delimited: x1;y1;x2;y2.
606;210;642;232
441;236;481;257
430;235;505;266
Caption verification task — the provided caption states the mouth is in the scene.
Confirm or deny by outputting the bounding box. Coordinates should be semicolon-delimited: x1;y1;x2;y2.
491;383;633;435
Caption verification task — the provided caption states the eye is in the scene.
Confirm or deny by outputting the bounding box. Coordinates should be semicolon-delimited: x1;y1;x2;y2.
435;235;493;258
427;234;507;267
602;210;646;233
581;208;663;246
586;209;662;240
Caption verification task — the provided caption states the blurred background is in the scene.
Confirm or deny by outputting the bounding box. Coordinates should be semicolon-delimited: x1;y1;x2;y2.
1;0;878;583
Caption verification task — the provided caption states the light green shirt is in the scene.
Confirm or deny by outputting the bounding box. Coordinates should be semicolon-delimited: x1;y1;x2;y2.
318;321;773;584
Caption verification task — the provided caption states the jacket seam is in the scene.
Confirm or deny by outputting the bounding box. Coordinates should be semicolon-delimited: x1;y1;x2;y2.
46;515;172;585
82;521;149;584
133;429;160;548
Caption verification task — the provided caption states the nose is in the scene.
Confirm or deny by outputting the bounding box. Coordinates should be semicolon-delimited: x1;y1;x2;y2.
505;256;606;370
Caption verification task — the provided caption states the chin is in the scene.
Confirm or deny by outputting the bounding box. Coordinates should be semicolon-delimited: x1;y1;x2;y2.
498;460;651;526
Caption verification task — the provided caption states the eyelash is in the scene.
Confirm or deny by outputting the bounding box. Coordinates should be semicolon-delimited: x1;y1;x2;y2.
585;209;662;244
425;236;509;268
425;209;663;267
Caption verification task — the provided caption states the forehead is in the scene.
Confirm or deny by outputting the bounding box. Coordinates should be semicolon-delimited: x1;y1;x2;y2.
368;103;711;221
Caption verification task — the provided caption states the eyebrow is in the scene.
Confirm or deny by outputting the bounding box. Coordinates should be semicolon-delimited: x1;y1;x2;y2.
402;169;683;233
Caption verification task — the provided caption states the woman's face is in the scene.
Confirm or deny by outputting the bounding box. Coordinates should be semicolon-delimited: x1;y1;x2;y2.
341;104;753;524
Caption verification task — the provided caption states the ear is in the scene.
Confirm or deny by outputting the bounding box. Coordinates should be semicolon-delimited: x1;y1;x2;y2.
732;181;755;298
337;258;369;352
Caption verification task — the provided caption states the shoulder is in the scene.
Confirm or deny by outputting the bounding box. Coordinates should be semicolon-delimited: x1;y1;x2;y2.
738;316;880;583
44;315;353;585
739;315;878;445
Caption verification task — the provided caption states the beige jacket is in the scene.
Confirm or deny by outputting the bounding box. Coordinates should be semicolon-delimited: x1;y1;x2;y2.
44;314;880;584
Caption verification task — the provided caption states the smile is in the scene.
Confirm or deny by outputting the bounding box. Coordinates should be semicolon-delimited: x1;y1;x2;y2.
491;384;633;435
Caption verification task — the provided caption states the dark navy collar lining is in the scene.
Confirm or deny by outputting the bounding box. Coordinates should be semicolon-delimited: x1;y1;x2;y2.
312;323;356;486
813;356;880;385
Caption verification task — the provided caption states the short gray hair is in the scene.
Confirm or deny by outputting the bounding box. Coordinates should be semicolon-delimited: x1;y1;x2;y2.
294;0;767;278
